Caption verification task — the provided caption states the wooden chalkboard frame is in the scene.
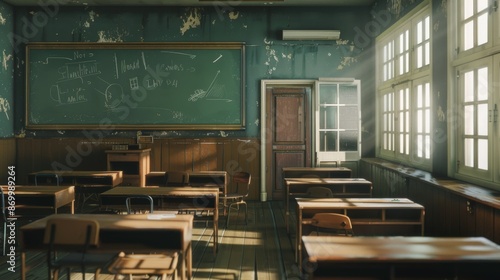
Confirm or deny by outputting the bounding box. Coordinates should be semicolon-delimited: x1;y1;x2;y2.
25;42;245;130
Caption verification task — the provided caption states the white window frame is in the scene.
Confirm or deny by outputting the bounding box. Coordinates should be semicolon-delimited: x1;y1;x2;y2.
376;1;432;170
314;80;361;166
449;0;500;190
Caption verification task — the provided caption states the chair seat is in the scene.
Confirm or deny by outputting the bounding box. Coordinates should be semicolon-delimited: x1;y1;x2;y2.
108;252;178;275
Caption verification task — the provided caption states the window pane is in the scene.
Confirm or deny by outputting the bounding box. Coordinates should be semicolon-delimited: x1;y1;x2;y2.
464;20;474;51
417;110;423;133
417;135;423;157
339;131;358;151
464;138;474;167
339;106;358;129
320;131;337;151
425;109;431;133
320;85;337;103
464;71;474;102
463;0;473;19
464;105;474;135
425;83;430;106
417;46;423;68
477;13;488;46
425;42;430;65
339;85;358;104
424;16;430;40
477;0;489;12
417;21;422;43
320;106;337;129
477;103;488;136
478;139;488;170
425;135;430;159
477;67;488;101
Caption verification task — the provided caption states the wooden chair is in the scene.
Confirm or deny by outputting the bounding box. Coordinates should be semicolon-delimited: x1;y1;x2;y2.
306;186;333;198
108;198;179;279
164;171;189;186
310;213;354;236
125;195;154;214
223;171;251;227
44;217;117;280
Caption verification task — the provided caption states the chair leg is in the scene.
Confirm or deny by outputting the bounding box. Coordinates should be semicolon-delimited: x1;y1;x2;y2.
226;203;232;228
242;201;248;225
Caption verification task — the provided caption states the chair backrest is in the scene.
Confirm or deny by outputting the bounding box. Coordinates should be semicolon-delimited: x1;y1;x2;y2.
310;213;353;236
44;217;100;249
165;171;189;186
232;171;251;196
306;186;333;198
125;195;154;214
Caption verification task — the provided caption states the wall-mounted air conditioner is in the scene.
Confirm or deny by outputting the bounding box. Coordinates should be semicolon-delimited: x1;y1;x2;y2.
282;30;340;40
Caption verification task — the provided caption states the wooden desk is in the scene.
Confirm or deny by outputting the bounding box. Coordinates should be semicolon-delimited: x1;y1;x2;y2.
282;167;352;179
99;186;219;254
1;185;75;215
146;171;228;195
284;178;372;232
28;170;123;211
302;236;500;279
19;213;193;280
295;198;425;266
28;170;123;187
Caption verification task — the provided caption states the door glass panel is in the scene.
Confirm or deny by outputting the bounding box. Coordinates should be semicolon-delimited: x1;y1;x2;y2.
339;131;358;151
320;131;337;151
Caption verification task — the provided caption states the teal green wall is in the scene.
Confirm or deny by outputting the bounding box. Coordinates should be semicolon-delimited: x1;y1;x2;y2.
0;1;13;137
12;5;375;144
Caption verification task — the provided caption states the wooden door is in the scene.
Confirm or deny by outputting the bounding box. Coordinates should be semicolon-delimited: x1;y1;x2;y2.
265;87;311;200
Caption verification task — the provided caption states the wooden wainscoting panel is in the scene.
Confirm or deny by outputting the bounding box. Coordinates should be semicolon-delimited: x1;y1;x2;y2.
0;138;16;184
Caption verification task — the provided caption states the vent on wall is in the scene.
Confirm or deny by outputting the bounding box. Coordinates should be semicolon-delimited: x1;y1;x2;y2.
282;30;341;40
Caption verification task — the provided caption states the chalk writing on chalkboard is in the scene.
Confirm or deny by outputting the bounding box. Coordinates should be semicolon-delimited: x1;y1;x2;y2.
26;42;245;130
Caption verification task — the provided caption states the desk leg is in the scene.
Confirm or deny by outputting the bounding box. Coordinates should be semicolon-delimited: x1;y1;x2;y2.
188;244;192;280
71;200;75;214
285;186;290;233
21;252;26;280
213;207;218;255
296;210;303;269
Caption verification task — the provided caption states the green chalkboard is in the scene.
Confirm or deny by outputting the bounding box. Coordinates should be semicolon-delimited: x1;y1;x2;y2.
26;42;245;130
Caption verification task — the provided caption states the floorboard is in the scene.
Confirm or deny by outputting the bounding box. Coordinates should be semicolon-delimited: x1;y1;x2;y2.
0;200;301;280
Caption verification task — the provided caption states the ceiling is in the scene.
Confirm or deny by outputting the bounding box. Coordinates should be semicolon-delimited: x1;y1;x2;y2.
2;0;375;7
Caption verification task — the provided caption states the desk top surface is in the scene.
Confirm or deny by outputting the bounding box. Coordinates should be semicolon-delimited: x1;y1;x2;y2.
1;185;75;195
20;213;193;231
101;186;220;196
31;170;123;177
302;236;500;262
296;198;424;209
282;167;351;172
284;178;371;185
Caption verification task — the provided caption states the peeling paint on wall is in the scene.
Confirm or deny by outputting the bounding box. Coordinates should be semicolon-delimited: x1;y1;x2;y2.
0;95;11;120
2;49;12;71
84;10;98;28
0;13;6;25
97;30;126;42
228;11;239;20
264;38;279;75
180;8;201;35
387;0;416;18
336;39;359;70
